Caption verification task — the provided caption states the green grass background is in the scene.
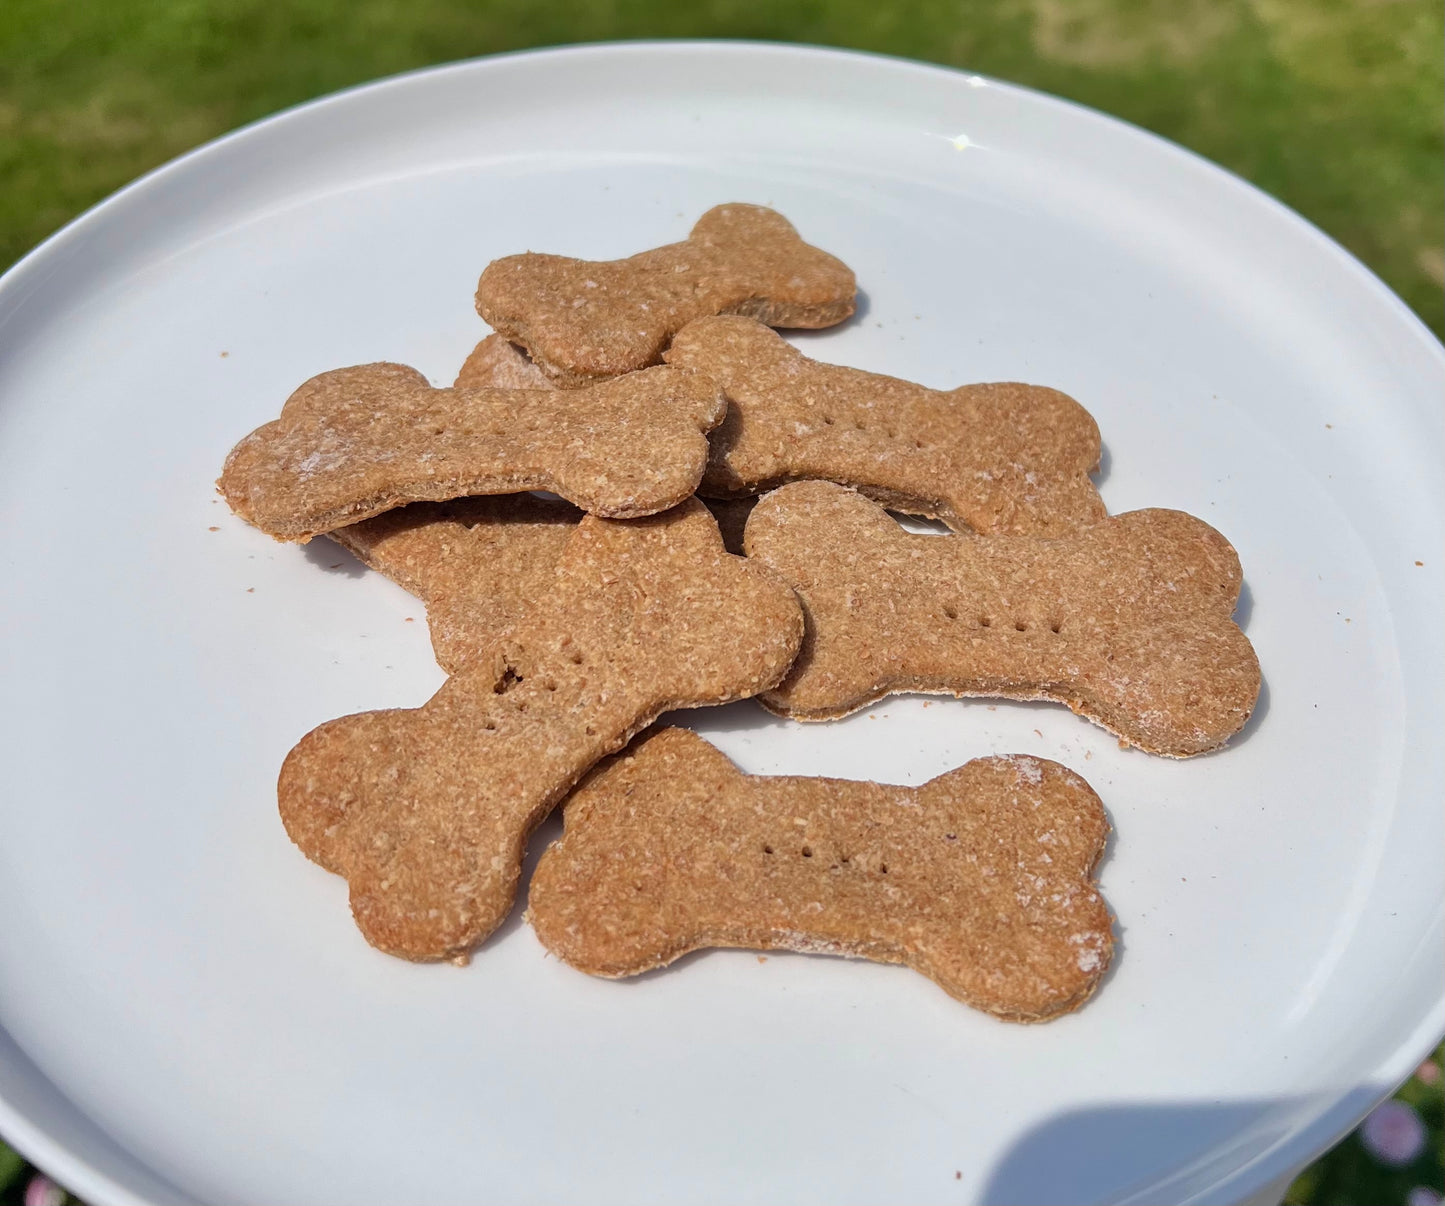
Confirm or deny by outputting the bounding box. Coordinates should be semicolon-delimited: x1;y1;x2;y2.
0;1;1441;1203
2;0;1442;335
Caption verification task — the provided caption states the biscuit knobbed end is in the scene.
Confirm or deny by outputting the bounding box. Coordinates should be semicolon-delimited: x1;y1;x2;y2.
328;494;582;675
453;333;554;391
217;361;724;540
528;727;1114;1021
666;316;1104;537
278;500;804;963
475;204;857;387
746;481;1261;756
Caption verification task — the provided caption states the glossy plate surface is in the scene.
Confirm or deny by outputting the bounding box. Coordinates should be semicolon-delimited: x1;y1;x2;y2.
0;42;1440;1206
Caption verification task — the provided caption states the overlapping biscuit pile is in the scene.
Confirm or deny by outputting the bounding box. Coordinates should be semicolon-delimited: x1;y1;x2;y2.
221;204;1260;1021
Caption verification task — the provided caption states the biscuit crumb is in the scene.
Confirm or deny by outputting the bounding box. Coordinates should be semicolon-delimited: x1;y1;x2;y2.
1415;560;1424;566
220;351;229;358
207;526;219;532
246;587;255;593
756;956;768;964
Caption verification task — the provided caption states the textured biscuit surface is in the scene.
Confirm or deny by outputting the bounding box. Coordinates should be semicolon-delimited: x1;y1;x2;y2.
529;727;1113;1020
747;481;1260;756
666;316;1104;536
329;494;582;674
218;361;724;539
475;205;857;387
279;500;804;962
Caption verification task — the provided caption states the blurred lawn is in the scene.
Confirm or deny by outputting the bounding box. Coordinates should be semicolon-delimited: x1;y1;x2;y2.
1;0;1442;335
0;2;1441;1204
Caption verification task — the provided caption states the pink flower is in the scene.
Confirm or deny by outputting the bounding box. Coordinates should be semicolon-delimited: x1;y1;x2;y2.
1416;1059;1442;1087
1359;1099;1427;1166
23;1174;65;1206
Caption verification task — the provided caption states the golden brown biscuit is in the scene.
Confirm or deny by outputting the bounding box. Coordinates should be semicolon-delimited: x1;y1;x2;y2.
475;205;856;387
278;500;804;963
528;727;1113;1021
665;316;1104;537
746;481;1260;756
329;494;582;674
218;361;724;540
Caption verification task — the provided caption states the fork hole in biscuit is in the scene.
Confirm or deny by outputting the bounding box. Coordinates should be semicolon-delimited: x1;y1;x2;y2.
822;415;835;426
1050;621;1062;634
801;845;813;858
568;651;584;665
763;845;774;855
943;605;958;620
880;863;889;874
1014;620;1028;632
979;616;992;628
541;678;558;692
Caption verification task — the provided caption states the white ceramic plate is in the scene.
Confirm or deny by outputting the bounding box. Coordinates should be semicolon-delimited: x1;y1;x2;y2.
0;42;1440;1206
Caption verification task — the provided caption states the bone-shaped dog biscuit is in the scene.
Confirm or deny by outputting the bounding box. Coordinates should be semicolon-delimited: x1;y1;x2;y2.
475;205;857;387
665;316;1105;537
746;481;1260;756
218;361;724;540
279;500;804;962
528;727;1113;1021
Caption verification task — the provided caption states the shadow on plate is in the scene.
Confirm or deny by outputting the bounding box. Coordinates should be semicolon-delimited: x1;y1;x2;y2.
978;1087;1383;1206
301;535;368;579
